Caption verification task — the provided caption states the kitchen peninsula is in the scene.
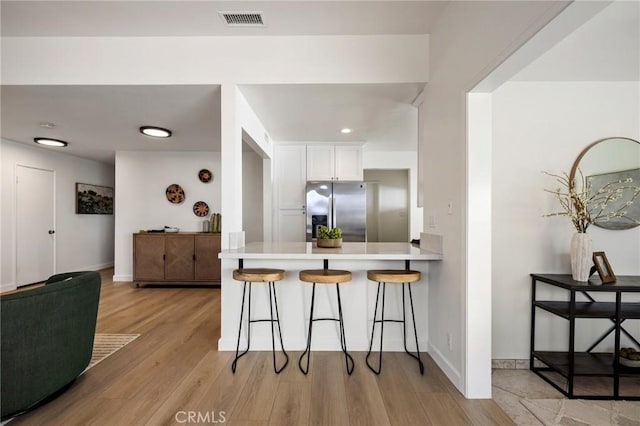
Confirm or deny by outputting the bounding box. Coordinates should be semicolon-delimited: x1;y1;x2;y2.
218;241;442;352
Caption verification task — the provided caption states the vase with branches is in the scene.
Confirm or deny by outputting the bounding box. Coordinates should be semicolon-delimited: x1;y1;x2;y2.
543;169;640;281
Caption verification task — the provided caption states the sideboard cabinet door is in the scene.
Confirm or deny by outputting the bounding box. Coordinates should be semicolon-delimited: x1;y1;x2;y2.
194;234;221;281
165;235;195;281
133;234;165;281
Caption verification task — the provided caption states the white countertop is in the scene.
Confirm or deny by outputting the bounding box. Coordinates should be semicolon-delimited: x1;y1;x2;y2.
219;242;443;260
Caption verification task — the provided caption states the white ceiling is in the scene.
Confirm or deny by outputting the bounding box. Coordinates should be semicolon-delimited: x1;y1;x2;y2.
2;1;635;165
513;0;640;81
0;1;437;164
1;85;222;164
0;1;448;37
239;83;424;148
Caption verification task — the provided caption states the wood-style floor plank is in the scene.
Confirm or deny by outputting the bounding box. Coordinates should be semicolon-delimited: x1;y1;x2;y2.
7;269;515;426
309;352;350;426
343;352;391;426
268;381;311;426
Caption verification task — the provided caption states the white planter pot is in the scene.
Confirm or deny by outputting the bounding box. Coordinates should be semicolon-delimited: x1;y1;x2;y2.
570;232;593;281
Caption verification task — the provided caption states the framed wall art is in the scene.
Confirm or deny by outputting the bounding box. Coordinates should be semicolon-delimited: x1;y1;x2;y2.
76;183;114;214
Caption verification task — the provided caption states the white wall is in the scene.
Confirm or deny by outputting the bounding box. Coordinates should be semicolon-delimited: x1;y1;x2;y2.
492;81;640;359
1;139;114;290
421;0;570;397
113;151;220;281
363;151;423;241
2;35;429;85
363;169;409;242
242;147;264;243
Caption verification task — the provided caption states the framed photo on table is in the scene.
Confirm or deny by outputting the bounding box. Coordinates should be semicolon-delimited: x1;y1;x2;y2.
593;251;616;284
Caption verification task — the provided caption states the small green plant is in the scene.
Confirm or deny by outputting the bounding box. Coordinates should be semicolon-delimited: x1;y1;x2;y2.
317;225;342;239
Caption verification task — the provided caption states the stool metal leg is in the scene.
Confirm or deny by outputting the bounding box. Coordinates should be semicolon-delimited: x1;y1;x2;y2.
232;281;252;373
335;283;355;375
298;283;316;375
269;281;289;373
366;281;387;374
403;283;424;375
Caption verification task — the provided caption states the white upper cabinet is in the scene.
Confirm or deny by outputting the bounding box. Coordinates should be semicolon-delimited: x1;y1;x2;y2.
275;144;307;210
334;145;363;181
306;145;335;181
306;144;363;181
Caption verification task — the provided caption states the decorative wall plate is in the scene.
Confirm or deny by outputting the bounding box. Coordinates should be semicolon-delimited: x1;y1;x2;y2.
198;169;213;183
193;201;209;217
165;184;185;204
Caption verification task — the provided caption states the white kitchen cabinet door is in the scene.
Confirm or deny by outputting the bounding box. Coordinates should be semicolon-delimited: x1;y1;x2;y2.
334;145;363;180
306;144;335;181
277;209;307;242
275;144;307;210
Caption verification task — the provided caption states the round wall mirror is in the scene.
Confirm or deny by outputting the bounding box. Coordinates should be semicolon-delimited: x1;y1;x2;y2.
570;137;640;230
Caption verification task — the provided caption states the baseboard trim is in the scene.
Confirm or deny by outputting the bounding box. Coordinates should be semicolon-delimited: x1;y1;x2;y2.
1;282;17;293
113;275;133;283
428;342;462;392
69;262;114;272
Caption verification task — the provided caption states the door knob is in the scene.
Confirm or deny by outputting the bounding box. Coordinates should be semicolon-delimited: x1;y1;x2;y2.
48;230;55;234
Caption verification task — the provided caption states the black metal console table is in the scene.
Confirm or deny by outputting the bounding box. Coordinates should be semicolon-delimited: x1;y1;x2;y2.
530;274;640;400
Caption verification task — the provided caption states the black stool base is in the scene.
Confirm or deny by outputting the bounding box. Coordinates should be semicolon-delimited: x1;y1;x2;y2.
299;282;354;375
366;281;424;375
232;280;289;374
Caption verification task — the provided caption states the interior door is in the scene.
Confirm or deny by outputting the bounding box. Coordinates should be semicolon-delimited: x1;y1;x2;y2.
16;165;55;286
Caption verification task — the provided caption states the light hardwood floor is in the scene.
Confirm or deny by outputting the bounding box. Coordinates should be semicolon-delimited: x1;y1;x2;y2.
11;269;514;425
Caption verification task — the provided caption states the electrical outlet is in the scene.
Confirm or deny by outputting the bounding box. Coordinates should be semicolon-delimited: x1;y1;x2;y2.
428;214;436;228
447;201;453;215
446;333;453;351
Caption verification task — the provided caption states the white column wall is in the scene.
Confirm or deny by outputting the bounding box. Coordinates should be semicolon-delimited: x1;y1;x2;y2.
421;0;570;396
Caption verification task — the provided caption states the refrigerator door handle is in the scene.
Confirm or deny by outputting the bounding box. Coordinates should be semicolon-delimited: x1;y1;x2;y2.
331;195;337;228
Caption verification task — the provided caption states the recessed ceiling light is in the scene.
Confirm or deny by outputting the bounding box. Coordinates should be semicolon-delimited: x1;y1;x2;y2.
34;137;68;147
341;128;352;134
140;126;172;138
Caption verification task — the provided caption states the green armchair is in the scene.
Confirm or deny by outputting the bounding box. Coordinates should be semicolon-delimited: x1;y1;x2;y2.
1;271;101;420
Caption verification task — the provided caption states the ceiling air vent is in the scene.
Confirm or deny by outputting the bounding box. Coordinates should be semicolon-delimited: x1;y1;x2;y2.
219;12;265;27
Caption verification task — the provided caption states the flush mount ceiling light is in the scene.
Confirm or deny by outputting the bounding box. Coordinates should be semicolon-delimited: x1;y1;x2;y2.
34;137;68;147
140;126;172;138
340;128;352;134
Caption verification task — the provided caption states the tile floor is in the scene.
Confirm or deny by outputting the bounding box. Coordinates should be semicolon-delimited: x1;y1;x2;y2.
492;369;640;426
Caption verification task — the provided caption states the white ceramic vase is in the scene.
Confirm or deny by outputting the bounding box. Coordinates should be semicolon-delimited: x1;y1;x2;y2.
570;232;592;281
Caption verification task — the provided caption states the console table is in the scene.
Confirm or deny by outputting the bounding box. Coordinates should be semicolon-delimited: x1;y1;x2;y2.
530;274;640;400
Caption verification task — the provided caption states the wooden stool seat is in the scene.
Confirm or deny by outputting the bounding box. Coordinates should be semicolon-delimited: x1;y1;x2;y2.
299;269;352;284
233;268;285;282
367;270;420;283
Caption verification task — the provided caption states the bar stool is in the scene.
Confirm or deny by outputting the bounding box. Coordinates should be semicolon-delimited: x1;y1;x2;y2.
232;268;289;374
298;267;354;375
366;269;424;375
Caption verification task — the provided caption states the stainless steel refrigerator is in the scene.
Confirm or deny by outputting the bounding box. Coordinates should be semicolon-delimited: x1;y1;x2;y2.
306;181;366;242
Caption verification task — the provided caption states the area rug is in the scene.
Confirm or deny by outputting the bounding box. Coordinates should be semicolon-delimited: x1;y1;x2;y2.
87;333;140;370
520;398;640;426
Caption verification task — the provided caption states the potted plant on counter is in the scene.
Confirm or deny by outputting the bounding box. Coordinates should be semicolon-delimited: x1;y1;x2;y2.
316;226;343;248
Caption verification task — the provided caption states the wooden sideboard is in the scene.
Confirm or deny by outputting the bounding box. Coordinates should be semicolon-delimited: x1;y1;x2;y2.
133;233;221;286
